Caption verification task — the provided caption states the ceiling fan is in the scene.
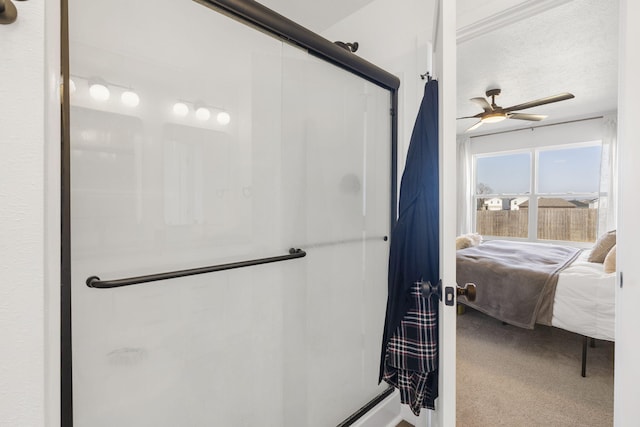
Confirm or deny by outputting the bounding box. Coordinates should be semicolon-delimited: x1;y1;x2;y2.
458;88;575;132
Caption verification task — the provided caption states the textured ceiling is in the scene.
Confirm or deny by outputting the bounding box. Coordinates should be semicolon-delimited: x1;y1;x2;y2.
456;0;619;135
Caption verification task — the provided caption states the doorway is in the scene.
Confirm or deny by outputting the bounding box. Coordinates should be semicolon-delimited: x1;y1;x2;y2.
454;0;618;425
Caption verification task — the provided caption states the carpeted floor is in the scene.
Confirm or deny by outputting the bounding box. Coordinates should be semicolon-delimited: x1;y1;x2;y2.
457;307;614;427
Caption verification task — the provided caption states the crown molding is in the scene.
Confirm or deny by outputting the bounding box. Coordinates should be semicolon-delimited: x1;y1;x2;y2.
457;0;573;44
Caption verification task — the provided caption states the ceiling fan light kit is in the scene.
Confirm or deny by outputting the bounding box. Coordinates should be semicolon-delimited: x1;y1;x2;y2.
458;88;574;132
481;112;507;123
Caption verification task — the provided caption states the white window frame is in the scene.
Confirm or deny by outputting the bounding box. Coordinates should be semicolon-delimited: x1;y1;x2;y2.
471;140;602;246
472;148;532;240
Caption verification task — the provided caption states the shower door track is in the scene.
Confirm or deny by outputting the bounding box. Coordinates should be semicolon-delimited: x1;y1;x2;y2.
61;1;400;426
195;0;400;92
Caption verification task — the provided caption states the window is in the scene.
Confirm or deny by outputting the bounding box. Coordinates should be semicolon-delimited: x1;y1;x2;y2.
475;152;530;239
473;143;602;243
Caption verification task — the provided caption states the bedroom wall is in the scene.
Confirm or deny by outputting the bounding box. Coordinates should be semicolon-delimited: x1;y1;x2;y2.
467;115;610;155
463;115;615;240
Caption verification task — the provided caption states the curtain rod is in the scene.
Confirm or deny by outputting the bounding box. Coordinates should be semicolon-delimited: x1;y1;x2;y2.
469;115;605;139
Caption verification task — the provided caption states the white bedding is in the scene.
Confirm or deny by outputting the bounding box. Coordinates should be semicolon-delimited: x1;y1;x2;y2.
552;249;616;341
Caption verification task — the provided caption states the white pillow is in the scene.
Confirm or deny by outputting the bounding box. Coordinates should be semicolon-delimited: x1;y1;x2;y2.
456;233;483;250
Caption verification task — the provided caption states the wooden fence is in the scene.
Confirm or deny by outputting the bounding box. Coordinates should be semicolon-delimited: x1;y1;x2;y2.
476;208;597;242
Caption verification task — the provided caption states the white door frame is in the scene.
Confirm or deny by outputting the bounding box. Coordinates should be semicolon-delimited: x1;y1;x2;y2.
435;0;457;425
614;1;640;425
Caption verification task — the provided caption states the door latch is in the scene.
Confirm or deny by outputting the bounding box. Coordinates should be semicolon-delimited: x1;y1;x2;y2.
444;283;477;306
444;286;455;306
422;280;457;306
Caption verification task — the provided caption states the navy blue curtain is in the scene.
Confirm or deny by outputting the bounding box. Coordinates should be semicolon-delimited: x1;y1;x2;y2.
379;79;439;414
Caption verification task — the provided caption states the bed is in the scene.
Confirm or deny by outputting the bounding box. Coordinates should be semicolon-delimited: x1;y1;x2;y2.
456;238;616;376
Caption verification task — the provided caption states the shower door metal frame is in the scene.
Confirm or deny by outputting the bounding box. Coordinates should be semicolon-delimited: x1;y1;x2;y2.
60;1;400;425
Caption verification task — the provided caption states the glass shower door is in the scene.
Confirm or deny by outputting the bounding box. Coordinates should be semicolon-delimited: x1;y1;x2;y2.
67;0;393;425
279;45;392;425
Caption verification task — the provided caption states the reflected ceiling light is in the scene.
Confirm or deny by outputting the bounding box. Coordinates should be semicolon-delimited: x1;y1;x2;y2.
88;79;110;101
69;78;76;94
195;106;211;121
121;90;140;108
80;129;98;142
173;102;189;117
216;111;231;125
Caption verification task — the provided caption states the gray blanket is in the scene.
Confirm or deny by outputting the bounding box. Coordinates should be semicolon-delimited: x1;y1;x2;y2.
456;240;582;329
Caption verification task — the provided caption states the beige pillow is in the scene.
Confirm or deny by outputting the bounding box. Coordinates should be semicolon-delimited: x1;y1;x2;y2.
604;245;617;273
456;235;473;250
588;230;616;263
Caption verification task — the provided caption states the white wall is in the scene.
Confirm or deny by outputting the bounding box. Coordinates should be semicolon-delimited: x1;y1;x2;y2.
0;1;60;426
467;116;606;155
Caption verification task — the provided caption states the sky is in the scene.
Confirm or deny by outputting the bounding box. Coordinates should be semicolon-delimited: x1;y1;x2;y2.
476;145;602;195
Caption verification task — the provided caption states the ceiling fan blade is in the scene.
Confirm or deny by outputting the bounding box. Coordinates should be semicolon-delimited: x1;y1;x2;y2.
465;121;483;132
508;113;547;121
503;92;574;112
457;114;483;120
470;97;493;112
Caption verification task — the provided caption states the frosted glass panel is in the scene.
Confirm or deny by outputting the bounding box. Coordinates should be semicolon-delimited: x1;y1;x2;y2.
69;0;392;425
280;45;391;425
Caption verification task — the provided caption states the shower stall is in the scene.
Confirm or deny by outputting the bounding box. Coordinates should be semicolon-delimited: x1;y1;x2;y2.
62;0;399;425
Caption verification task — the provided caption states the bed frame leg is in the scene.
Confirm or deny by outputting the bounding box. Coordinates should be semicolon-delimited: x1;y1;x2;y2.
581;336;588;377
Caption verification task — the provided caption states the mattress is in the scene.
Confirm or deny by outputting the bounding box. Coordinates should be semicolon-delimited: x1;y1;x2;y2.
551;249;616;341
